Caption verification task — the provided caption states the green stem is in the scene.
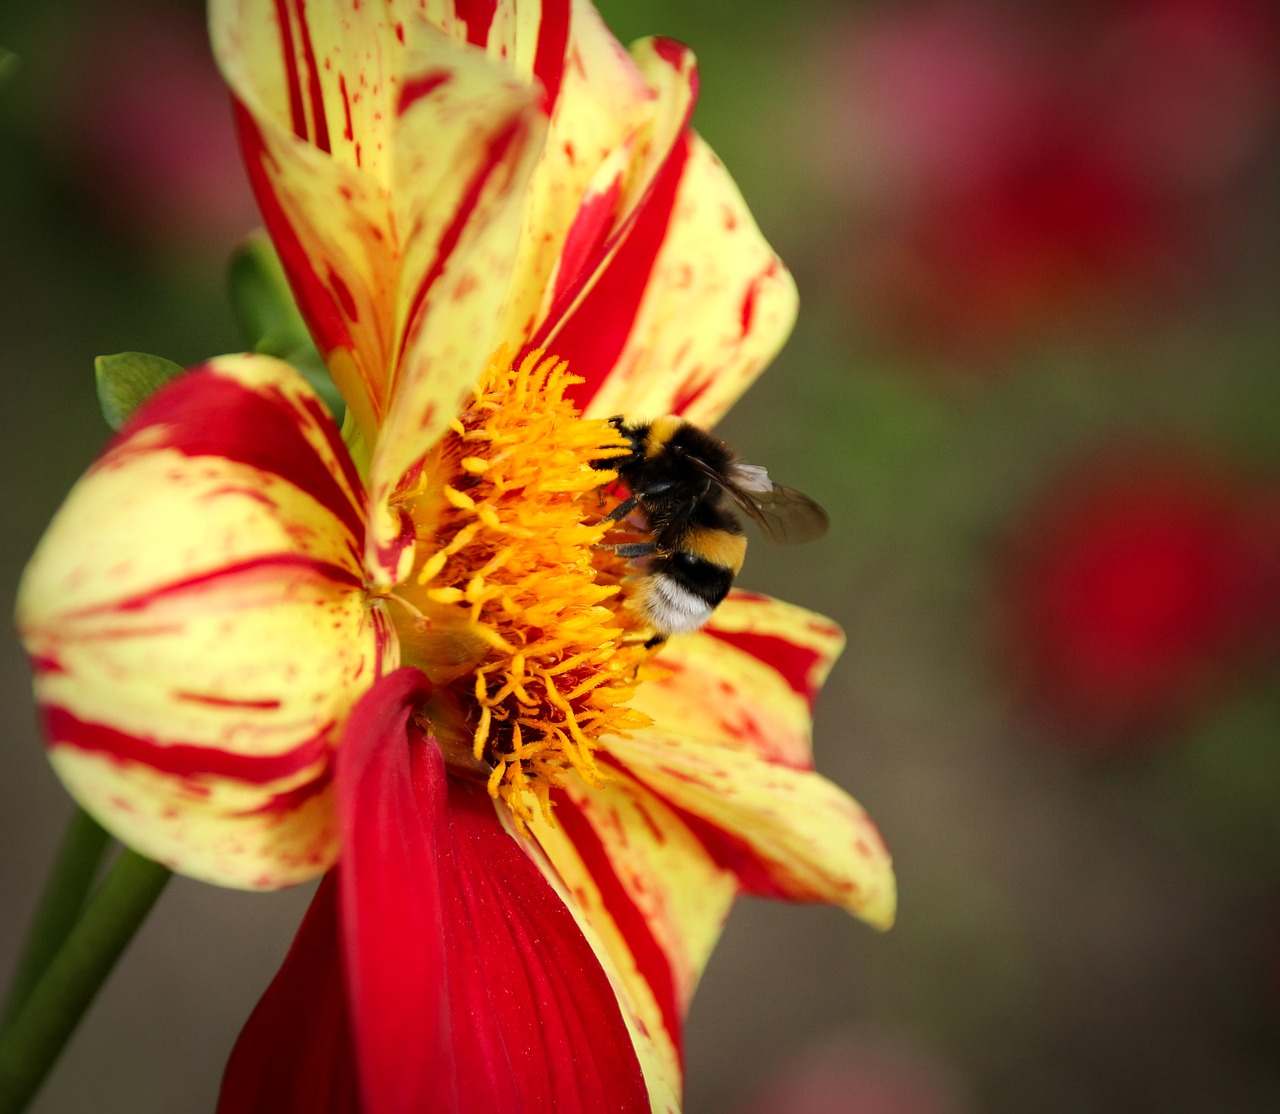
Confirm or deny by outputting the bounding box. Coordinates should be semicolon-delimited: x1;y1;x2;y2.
0;850;171;1114
1;808;111;1029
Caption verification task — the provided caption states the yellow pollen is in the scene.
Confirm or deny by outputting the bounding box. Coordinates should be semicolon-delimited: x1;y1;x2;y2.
397;348;655;830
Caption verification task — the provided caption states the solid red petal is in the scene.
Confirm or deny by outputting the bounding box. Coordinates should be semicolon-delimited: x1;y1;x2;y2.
333;667;445;1114
442;784;652;1111
335;667;648;1114
217;874;360;1114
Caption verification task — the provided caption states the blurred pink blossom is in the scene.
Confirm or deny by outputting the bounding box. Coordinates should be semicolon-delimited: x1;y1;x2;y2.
51;1;258;256
810;0;1280;358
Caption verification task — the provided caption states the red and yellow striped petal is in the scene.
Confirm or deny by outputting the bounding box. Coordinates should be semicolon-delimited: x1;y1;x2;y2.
554;129;798;428
502;23;697;346
364;34;547;585
213;0;407;439
16;355;391;889
212;3;546;467
699;590;848;763
525;600;890;1102
211;0;407;180
610;593;896;929
208;0;576;445
531;778;738;1112
417;0;572;92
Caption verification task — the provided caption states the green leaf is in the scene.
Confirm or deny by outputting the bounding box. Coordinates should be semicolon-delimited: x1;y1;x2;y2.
93;352;184;431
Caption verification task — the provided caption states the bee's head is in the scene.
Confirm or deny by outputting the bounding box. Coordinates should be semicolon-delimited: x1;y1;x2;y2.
591;416;645;473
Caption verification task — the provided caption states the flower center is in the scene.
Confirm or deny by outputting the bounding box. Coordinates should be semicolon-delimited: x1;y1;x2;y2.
390;349;652;829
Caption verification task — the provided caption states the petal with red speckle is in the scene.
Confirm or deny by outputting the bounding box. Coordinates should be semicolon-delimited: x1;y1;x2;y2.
16;355;389;889
615;594;895;928
532;776;737;1112
555;130;798;428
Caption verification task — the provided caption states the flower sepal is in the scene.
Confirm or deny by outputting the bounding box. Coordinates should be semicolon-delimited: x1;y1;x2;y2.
93;351;183;430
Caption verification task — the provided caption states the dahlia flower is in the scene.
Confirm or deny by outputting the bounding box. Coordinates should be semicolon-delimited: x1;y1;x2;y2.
16;1;895;1109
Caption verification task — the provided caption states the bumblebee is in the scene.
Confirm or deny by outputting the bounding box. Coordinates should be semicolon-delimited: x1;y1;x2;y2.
592;415;829;646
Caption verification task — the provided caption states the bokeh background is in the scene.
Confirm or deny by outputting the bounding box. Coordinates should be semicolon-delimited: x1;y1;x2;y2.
3;0;1280;1110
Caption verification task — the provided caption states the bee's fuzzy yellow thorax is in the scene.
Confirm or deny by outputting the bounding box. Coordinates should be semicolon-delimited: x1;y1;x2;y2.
643;415;685;459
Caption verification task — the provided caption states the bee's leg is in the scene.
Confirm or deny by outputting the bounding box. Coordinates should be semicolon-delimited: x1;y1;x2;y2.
610;540;657;558
602;493;640;522
643;633;668;650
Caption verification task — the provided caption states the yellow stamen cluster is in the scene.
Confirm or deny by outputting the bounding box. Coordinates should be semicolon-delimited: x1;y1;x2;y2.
399;349;653;829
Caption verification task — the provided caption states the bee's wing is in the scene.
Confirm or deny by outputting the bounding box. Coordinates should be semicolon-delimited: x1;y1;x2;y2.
688;457;830;545
732;482;830;544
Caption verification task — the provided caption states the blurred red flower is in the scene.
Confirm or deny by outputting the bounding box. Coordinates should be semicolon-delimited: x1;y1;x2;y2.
1001;448;1280;744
